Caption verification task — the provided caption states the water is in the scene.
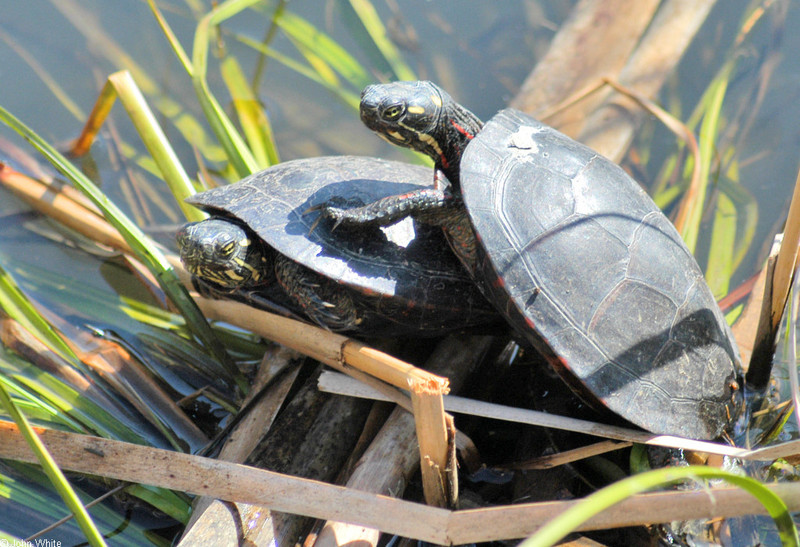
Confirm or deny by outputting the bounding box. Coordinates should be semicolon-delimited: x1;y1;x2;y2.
1;0;800;543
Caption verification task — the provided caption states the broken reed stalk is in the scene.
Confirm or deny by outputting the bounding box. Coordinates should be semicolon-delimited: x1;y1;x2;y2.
189;295;455;507
747;165;800;388
410;386;451;508
0;163;454;508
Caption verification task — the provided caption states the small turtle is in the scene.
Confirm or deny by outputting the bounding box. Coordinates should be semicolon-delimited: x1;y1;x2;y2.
177;155;498;337
315;81;743;439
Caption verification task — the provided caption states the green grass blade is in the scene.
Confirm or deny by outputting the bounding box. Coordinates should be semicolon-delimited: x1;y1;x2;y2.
146;0;193;75
0;384;108;546
191;0;261;178
50;0;226;166
705;163;758;296
0;370;89;433
0;349;152;443
720;162;758;274
292;39;342;87
1;462;175;545
682;72;729;253
126;484;191;523
220;56;280;167
0;104;246;394
108;70;203;222
520;466;799;547
276;10;372;90
705;191;737;298
236;35;361;109
0;264;78;363
346;0;416;81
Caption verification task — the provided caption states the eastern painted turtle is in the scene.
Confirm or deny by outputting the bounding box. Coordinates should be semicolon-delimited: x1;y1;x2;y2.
318;81;743;439
177;155;498;337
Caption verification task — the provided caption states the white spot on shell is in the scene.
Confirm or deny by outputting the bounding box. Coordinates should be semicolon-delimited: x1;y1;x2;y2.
508;126;542;152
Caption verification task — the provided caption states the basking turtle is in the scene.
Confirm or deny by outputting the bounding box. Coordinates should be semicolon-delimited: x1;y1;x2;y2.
177;155;498;337
316;81;743;439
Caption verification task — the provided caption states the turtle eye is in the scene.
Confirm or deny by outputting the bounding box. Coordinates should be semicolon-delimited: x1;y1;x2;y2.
382;103;405;121
218;241;236;258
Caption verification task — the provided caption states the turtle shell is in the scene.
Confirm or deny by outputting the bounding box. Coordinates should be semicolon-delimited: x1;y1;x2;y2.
460;109;742;439
186;155;497;336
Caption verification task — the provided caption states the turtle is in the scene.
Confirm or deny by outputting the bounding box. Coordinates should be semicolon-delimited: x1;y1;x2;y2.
176;155;499;337
314;80;743;439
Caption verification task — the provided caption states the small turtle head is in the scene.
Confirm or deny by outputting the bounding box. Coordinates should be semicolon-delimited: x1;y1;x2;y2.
176;218;267;290
360;81;445;154
359;81;482;185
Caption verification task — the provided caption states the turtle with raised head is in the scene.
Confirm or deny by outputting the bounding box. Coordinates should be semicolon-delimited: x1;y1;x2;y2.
315;80;743;439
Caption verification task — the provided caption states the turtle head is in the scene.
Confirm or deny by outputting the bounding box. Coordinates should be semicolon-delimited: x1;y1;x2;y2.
176;218;268;290
360;81;483;185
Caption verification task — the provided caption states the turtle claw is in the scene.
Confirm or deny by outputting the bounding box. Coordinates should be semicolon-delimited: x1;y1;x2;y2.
304;202;347;233
307;214;322;235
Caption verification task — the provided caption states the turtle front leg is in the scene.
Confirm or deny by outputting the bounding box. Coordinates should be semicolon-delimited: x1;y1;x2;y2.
273;255;360;332
308;175;459;229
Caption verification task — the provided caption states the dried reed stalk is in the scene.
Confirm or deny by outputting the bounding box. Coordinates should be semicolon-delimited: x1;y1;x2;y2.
747;166;800;387
4;422;800;544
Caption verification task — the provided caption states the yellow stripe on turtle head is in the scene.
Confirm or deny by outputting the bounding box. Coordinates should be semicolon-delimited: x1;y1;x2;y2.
225;269;244;281
407;105;425;115
387;130;408;143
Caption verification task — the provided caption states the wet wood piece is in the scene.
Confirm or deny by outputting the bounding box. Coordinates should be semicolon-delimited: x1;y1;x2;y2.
180;346;301;546
314;335;494;547
579;0;720;162
510;0;660;132
246;371;374;545
732;237;778;369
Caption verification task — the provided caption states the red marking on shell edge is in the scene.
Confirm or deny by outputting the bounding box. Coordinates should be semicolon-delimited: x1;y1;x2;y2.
440;153;450;169
492;276;505;289
451;120;475;140
524;315;536;330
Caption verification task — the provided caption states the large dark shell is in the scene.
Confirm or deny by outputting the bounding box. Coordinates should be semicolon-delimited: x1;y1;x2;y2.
186;156;497;335
460;109;742;439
